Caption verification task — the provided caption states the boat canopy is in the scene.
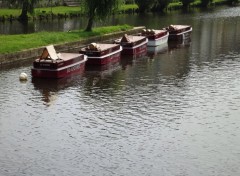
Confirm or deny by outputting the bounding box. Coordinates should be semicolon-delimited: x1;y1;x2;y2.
40;45;59;60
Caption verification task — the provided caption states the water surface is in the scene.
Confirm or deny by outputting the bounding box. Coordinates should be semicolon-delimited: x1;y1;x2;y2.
1;6;240;176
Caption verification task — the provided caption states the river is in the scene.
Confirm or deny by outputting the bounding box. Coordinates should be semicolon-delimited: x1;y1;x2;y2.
1;6;240;176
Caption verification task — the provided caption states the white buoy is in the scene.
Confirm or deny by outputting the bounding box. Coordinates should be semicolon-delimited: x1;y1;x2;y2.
19;72;28;81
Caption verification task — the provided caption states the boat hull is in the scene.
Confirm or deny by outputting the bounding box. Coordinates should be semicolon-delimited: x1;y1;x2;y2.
121;39;148;55
80;44;122;65
85;47;122;65
168;27;192;41
31;56;87;78
147;33;169;46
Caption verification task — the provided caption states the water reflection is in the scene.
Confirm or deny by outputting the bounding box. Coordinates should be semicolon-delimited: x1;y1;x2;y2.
120;50;148;70
83;61;122;95
32;75;84;106
147;43;168;59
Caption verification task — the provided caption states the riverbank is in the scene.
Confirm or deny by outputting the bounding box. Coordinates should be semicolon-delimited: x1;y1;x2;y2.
0;26;145;66
0;4;138;22
0;1;230;22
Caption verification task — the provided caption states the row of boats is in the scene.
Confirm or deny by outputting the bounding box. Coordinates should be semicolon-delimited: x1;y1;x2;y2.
31;25;192;78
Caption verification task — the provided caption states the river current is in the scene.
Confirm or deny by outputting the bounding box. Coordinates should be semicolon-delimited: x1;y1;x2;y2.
1;6;240;176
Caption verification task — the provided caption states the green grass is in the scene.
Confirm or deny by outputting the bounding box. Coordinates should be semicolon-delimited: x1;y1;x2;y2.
34;6;82;15
118;4;138;11
0;8;22;16
0;25;132;54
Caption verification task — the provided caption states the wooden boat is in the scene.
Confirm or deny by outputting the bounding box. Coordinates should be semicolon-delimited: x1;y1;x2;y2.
31;45;87;78
114;34;148;55
79;43;122;65
141;29;169;46
164;25;192;41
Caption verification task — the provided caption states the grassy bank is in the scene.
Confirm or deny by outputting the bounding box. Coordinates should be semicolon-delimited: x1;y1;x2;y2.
0;25;132;54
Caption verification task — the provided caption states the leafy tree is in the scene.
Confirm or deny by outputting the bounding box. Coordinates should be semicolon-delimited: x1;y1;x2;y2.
135;0;156;13
82;0;123;31
151;0;170;12
9;0;39;21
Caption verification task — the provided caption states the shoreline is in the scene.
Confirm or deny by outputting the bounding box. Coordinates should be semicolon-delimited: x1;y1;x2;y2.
0;26;145;66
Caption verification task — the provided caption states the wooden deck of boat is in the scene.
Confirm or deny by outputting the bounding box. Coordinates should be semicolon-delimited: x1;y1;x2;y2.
81;43;119;52
58;53;84;61
97;44;119;50
167;25;191;31
37;53;84;63
115;35;146;43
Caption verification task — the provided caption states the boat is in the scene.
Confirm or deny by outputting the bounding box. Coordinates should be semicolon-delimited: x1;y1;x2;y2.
31;45;88;78
141;29;169;46
79;43;122;65
164;25;192;41
114;34;148;55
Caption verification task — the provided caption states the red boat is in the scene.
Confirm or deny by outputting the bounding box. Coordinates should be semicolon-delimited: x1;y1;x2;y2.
79;43;122;65
141;29;169;46
114;34;148;55
164;25;192;41
31;45;87;78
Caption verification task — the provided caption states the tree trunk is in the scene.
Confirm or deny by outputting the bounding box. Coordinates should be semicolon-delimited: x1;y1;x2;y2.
18;1;29;21
85;16;94;32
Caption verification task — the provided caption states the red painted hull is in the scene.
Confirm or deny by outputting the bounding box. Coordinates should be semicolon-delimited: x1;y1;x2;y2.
32;55;87;78
165;25;192;41
79;44;122;65
121;42;148;55
86;50;121;65
115;36;148;55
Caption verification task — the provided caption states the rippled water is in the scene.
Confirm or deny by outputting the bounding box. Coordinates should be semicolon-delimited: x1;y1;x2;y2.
1;6;240;176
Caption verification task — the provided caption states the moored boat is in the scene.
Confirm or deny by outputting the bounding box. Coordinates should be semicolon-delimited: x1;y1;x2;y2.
79;43;122;65
164;25;192;41
114;34;148;55
141;29;169;46
31;45;87;78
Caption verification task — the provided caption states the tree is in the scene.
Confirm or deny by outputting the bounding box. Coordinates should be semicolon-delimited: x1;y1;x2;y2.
151;0;170;12
8;0;39;21
135;0;156;13
82;0;123;32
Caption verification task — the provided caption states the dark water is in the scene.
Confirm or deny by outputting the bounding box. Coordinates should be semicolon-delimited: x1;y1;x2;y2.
1;6;240;176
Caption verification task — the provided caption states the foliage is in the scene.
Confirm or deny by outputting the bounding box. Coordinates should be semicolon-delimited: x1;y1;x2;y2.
134;0;156;13
8;0;40;21
0;25;132;54
152;0;171;12
82;0;123;31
